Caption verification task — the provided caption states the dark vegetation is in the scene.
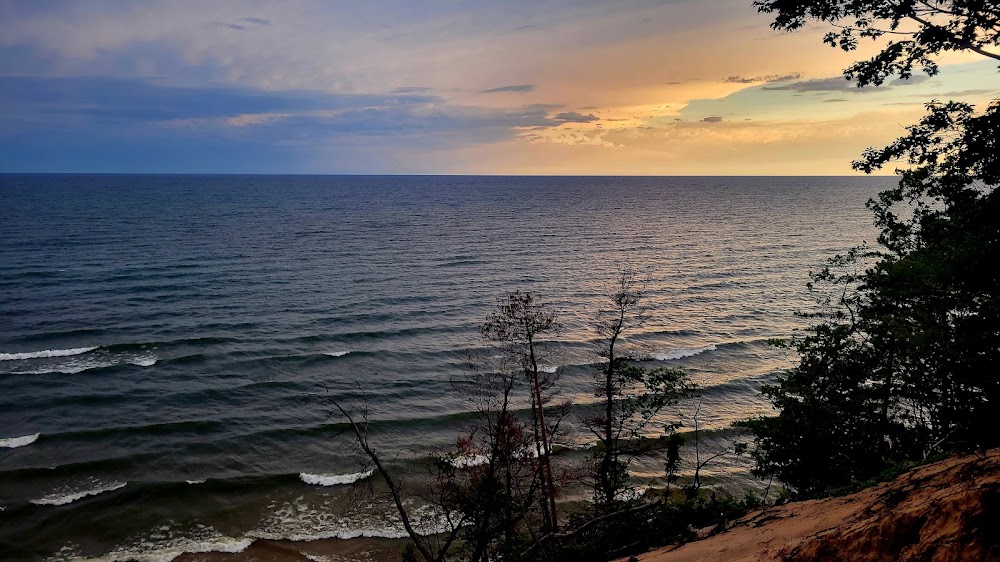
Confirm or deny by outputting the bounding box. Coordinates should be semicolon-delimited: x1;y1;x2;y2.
330;1;999;559
333;275;743;562
741;0;1000;497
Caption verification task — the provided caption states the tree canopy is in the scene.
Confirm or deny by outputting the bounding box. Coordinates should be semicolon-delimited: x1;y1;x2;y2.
754;0;1000;86
742;0;1000;496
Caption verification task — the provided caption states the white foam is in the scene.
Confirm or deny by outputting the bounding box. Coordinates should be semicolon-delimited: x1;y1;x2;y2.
76;527;253;562
446;446;538;468
302;554;335;562
448;454;490;468
0;346;97;361
30;481;127;506
322;350;351;357
615;486;650;502
539;365;558;373
185;479;207;485
299;470;373;486
250;499;453;542
10;352;157;375
131;354;157;367
0;433;40;448
653;344;717;361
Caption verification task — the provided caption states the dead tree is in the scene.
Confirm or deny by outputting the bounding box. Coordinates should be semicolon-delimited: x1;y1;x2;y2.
480;291;563;532
328;395;464;562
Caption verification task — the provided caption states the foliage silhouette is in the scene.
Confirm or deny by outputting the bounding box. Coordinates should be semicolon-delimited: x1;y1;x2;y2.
584;266;693;516
742;0;1000;496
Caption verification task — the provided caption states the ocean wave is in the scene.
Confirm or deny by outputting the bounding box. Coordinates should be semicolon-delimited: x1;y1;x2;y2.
615;485;650;502
538;365;559;374
30;481;127;506
131;355;158;367
72;527;252;562
0;433;40;448
299;470;373;486
0;346;97;361
448;454;490;468
446;447;538;468
45;419;223;444
8;351;158;375
652;344;717;361
250;499;451;542
185;479;207;485
322;350;352;357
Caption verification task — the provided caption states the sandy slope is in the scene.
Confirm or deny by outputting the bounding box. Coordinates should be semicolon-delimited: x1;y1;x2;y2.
624;449;1000;562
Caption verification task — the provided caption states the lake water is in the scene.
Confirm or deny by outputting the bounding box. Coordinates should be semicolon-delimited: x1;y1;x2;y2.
0;174;889;560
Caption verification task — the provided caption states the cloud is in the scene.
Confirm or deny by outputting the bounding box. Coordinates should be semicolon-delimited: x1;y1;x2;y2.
762;76;857;92
392;86;434;93
888;75;930;87
724;73;801;84
3;2;997;174
482;84;535;93
0;75;410;124
213;22;247;31
462;106;927;176
554;111;598;123
0;75;575;172
210;16;271;32
764;74;928;93
701;116;723;122
223;112;291;127
929;89;998;97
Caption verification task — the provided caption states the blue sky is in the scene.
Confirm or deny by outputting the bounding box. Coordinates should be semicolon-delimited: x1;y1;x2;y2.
1;0;998;174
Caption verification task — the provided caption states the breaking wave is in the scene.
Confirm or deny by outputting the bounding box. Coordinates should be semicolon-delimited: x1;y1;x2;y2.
30;481;128;506
0;346;97;361
0;433;40;448
652;344;717;361
299;470;373;486
8;352;158;375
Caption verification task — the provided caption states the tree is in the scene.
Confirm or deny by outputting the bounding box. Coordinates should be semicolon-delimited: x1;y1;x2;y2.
480;291;566;532
328;393;464;562
584;267;692;514
329;292;566;562
742;1;1000;495
684;392;751;492
439;342;548;561
853;99;1000;453
754;1;1000;86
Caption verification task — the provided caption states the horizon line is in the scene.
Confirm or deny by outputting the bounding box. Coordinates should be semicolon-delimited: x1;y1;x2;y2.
0;172;899;178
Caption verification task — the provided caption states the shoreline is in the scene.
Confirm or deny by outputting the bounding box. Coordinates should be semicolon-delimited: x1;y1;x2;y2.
175;537;410;562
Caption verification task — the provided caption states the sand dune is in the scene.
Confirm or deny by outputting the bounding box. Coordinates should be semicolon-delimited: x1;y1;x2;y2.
625;449;1000;562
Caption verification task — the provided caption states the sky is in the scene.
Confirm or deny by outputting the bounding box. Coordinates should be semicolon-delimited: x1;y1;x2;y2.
1;0;998;175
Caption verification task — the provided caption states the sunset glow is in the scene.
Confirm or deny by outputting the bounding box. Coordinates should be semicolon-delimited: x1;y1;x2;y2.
2;0;998;174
